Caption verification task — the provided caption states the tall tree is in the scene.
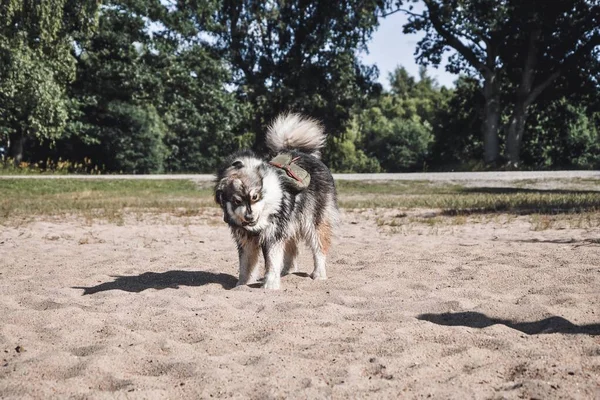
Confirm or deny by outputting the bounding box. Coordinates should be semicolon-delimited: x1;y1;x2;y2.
0;0;98;164
154;1;249;172
212;0;385;158
399;0;508;165
392;0;600;167
66;0;168;172
65;0;244;173
430;76;484;168
502;0;600;166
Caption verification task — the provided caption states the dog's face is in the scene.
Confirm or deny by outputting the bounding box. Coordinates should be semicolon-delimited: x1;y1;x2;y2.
215;159;268;231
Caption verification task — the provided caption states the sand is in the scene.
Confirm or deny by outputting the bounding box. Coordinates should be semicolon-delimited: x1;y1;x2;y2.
0;210;599;399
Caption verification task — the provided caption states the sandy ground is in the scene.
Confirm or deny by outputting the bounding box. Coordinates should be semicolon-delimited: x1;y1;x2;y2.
1;210;599;399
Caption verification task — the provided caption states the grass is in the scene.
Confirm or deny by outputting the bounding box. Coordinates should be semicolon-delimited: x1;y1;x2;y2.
1;177;599;229
0;179;214;223
337;180;600;214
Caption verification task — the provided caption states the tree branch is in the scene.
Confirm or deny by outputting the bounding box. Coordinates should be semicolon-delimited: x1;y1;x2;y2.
563;33;600;70
377;7;423;19
525;33;600;106
518;28;541;98
525;71;560;107
422;0;491;76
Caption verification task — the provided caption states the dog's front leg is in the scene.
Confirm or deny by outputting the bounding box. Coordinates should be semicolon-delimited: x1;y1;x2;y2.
262;241;285;290
236;237;260;286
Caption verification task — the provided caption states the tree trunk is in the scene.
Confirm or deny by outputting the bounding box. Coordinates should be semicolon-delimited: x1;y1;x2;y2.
505;29;559;168
482;73;501;165
9;132;25;167
505;99;528;167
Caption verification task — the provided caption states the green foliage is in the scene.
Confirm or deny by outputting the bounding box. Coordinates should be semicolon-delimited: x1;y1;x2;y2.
0;39;69;142
345;67;442;172
327;118;381;173
214;0;385;156
2;0;599;174
0;0;98;161
429;76;484;169
97;102;167;174
58;0;246;173
362;112;433;171
160;45;248;172
523;99;600;169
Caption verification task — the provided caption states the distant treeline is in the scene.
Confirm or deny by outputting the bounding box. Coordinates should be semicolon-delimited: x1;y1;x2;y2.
1;0;599;173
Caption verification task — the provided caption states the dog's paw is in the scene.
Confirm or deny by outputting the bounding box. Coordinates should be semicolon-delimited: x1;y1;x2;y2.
310;271;327;280
262;278;280;290
232;284;252;291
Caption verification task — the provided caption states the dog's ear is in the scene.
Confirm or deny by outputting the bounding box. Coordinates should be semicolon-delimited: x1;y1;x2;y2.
215;179;227;206
215;189;224;206
232;160;244;169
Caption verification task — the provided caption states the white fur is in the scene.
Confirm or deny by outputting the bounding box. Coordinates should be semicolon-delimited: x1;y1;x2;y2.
241;169;283;234
237;238;260;286
266;113;326;158
263;242;285;290
218;113;338;290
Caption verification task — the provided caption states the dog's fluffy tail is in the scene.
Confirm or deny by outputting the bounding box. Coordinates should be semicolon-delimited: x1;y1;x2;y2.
266;113;326;158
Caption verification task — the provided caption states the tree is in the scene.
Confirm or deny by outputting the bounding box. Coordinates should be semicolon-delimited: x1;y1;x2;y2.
212;0;385;159
349;66;444;172
502;0;600;166
398;0;509;165
64;0;245;173
520;68;600;170
65;0;167;172
428;76;483;168
391;0;600;167
0;0;98;165
160;44;249;172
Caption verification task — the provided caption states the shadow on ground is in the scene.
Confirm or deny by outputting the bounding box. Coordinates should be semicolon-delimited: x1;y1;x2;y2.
73;270;238;295
460;187;600;195
512;238;600;245
417;311;600;335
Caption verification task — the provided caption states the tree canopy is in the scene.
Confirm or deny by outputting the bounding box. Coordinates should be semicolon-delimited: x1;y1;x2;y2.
1;0;599;173
0;0;99;164
398;0;600;166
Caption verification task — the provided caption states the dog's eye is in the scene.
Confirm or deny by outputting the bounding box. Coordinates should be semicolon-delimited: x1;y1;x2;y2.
233;198;242;206
251;193;260;202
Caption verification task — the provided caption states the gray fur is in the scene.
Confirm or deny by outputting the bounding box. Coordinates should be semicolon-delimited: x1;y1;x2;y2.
214;114;339;289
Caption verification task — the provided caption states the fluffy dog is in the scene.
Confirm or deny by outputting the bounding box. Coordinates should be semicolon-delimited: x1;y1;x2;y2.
214;113;339;289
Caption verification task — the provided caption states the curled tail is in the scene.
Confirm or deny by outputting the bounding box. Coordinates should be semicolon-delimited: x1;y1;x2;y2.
266;113;326;159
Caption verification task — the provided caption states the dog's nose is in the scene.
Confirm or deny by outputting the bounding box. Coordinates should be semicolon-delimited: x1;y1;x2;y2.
245;214;254;222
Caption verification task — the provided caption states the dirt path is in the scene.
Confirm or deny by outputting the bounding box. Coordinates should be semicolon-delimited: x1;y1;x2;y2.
1;211;599;399
2;170;599;182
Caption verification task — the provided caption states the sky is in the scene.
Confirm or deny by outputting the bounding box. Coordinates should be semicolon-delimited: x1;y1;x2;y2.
360;10;457;89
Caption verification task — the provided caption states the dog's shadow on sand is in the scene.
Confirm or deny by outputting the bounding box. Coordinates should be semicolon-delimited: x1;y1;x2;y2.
418;311;600;335
73;270;238;295
74;271;313;295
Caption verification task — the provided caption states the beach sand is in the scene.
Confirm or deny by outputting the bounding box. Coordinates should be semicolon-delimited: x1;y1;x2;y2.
1;210;599;399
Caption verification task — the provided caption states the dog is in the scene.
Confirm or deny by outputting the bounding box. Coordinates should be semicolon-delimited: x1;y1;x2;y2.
214;113;339;289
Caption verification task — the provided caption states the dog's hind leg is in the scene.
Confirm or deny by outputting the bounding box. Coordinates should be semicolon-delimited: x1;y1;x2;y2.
309;221;332;280
236;236;260;286
263;241;285;289
281;239;299;276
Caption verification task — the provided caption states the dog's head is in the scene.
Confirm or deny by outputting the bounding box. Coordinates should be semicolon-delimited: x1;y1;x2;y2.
215;156;270;231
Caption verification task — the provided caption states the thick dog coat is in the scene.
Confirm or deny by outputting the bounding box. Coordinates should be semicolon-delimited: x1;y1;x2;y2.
214;114;339;289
